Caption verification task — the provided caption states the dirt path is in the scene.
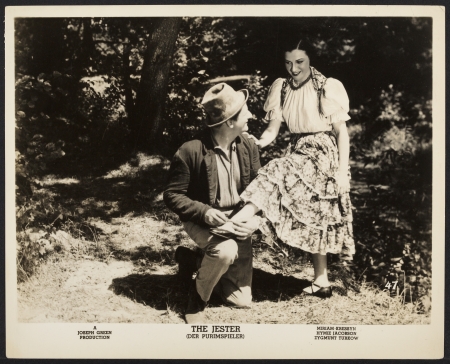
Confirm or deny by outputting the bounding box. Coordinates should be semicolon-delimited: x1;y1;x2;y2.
17;155;429;325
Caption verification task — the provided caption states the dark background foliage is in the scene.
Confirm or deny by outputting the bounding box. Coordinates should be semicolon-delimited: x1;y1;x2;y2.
15;17;432;301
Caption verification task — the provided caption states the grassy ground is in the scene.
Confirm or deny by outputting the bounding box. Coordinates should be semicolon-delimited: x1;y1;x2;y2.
17;153;430;324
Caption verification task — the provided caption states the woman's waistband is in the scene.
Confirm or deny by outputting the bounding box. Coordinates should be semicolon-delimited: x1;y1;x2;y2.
290;130;334;139
291;130;333;136
289;131;336;150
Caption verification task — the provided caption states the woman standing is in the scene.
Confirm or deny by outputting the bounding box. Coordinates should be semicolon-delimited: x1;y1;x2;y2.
217;38;355;298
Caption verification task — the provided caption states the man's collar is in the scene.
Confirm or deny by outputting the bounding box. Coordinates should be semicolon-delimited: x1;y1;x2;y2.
199;128;242;154
211;133;237;153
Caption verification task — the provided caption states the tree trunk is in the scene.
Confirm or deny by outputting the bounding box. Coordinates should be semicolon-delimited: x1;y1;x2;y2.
75;18;95;78
122;43;137;122
131;17;181;151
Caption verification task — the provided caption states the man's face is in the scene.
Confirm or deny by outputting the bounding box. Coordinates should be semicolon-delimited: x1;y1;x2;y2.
232;104;252;133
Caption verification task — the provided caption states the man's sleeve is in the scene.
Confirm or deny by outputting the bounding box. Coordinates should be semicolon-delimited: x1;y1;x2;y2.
163;150;210;225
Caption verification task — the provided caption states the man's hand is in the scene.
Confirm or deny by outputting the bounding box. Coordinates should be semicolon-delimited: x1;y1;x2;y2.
205;209;229;227
231;217;259;241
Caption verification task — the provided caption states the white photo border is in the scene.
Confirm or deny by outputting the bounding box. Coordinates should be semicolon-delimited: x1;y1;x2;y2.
5;4;445;359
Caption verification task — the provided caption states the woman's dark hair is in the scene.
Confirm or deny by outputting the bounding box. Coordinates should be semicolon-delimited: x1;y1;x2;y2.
279;37;316;61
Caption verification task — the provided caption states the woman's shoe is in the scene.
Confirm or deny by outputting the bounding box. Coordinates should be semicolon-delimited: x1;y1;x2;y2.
210;221;238;239
303;283;332;299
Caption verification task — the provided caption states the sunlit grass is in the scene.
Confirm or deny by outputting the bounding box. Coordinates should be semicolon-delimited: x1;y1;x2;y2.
102;153;170;179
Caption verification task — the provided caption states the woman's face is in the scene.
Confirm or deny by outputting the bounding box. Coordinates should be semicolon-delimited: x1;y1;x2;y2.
285;49;310;83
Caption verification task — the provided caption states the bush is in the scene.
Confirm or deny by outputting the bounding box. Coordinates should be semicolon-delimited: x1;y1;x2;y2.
16;229;53;282
350;85;432;302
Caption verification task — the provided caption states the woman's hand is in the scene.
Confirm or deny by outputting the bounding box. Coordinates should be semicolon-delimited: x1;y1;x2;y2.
333;120;351;195
242;132;261;146
336;169;350;195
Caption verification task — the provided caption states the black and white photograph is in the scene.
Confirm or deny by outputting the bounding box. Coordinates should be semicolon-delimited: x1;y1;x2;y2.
6;4;445;359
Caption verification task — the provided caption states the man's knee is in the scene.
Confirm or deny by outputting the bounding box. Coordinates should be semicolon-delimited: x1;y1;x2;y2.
205;239;238;265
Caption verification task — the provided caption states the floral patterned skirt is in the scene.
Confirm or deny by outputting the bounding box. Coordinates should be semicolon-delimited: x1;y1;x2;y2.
240;131;355;257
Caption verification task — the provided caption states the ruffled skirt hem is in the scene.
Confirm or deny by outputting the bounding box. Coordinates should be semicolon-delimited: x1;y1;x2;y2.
240;132;355;257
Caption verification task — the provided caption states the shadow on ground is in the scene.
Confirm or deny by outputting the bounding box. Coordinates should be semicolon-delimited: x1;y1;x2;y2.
109;244;178;265
109;268;312;314
44;160;175;225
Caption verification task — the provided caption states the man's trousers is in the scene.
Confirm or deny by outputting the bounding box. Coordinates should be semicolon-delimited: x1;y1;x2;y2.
182;221;253;307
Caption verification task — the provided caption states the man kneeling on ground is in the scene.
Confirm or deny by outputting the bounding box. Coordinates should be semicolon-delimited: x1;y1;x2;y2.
164;83;261;324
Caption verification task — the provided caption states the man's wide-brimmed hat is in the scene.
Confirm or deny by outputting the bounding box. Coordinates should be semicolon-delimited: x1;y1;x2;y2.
201;83;249;127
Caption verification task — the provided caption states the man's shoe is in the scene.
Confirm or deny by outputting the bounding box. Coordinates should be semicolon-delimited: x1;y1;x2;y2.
185;281;207;324
175;246;198;280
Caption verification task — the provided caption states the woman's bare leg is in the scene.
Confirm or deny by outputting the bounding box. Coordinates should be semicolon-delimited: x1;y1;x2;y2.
230;202;260;223
303;253;330;293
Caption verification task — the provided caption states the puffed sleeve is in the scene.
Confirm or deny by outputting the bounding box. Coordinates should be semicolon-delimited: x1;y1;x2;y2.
263;78;285;122
321;78;351;124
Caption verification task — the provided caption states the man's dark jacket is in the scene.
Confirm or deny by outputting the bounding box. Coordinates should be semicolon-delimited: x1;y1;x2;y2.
163;129;261;226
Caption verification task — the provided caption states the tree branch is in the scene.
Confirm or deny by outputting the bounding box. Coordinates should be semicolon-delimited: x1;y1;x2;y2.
205;75;252;84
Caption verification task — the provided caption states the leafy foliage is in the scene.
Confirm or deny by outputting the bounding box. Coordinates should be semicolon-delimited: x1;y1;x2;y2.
346;82;432;303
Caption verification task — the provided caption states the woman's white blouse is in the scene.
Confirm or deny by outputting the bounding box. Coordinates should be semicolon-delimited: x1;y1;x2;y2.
263;77;351;133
